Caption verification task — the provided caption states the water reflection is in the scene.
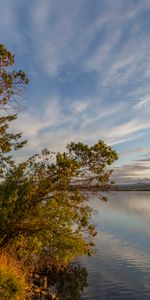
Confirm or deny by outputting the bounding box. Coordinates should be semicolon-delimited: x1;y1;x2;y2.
33;262;88;300
80;192;150;299
33;192;150;299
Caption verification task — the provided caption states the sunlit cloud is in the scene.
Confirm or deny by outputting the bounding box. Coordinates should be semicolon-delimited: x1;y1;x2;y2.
0;0;150;182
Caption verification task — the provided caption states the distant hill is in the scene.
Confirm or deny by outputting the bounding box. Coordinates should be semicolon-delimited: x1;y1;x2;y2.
71;183;150;191
112;183;150;191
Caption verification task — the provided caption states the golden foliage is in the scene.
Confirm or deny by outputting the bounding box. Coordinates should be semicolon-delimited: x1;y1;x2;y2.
0;253;30;300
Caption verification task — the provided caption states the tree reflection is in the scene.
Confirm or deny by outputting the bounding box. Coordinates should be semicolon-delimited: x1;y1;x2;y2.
34;262;88;300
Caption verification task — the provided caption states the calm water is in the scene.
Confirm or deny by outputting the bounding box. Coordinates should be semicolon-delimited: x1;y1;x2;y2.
80;191;150;300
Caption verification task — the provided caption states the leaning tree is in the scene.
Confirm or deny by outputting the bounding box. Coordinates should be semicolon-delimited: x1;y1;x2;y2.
0;44;118;299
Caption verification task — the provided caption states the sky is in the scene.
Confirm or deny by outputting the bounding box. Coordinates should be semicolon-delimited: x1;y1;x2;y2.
0;0;150;184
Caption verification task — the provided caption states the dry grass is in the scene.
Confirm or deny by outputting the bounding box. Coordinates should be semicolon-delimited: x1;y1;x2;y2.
0;252;29;300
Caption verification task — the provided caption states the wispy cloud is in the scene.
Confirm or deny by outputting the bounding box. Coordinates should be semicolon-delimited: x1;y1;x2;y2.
12;98;62;137
12;94;150;166
113;163;150;184
134;95;150;110
135;158;150;162
119;147;148;156
0;0;150;182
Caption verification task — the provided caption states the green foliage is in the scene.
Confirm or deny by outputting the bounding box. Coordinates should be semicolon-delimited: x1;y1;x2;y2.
0;44;28;177
0;140;118;270
0;44;119;298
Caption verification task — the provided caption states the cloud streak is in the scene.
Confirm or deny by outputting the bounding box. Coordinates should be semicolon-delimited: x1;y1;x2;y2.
0;0;150;182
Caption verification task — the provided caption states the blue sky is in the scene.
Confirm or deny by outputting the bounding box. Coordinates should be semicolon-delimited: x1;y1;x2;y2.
0;0;150;183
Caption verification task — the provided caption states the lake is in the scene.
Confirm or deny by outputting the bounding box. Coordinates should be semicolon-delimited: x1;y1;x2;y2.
80;191;150;300
34;191;150;299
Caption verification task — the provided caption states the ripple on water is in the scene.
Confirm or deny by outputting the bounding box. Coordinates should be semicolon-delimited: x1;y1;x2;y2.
80;192;150;300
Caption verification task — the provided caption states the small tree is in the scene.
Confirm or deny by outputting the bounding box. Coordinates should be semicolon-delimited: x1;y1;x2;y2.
0;141;118;269
0;44;118;298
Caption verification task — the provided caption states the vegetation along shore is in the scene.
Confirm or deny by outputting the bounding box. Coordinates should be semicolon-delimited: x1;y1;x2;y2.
0;44;118;299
